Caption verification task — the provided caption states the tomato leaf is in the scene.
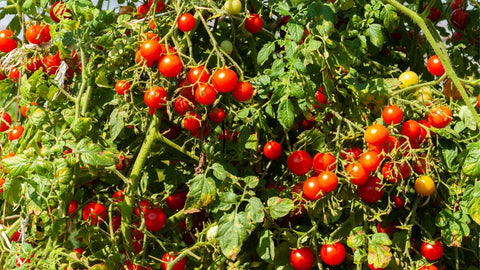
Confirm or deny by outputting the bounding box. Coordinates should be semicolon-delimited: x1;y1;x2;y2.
109;108;126;140
435;208;471;247
257;41;275;66
353;248;367;264
366;24;384;49
368;236;392;269
257;228;275;263
458;106;477;131
277;99;295;129
371;232;392;246
1;154;30;177
185;174;217;211
462;142;480;177
381;5;399;32
267;197;293;219
216;211;252;261
274;2;290;15
464;182;480;225
216;192;238;211
438;138;459;173
287;20;304;43
211;163;227;180
246;197;264;223
285;40;297;59
347;227;367;248
244;175;259;189
2;176;22;204
76;138;116;167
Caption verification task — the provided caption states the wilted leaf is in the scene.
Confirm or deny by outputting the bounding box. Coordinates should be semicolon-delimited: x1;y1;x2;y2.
185;174;217;211
216;211;252;261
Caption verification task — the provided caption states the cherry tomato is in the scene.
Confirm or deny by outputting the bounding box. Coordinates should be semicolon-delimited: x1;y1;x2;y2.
141;39;162;62
136;4;149;18
320;242;346;266
0;178;5;193
148;0;165;13
68;199;78;216
209;107;226;123
287;150;312;176
135;200;152;217
313;153;336;172
161;253;186;270
314;86;327;107
144;207;167;231
415;86;433;105
50;1;71;22
357;177;384;203
232;81;254;102
8;125;24;141
0;112;12;132
425;5;442;21
427;55;445;76
398;71;419;89
82;202;107;225
183;112;202;132
415;175;435;196
245;13;264;33
382;161;411;183
317;171;338;193
377;221;396;236
43;52;62;75
224;0;242;15
26;56;44;73
477;93;480;108
421;240;443;260
390;194;405;209
428;106;452;129
365;124;389;146
263;141;283;160
21;101;38;118
9;67;19;82
368;263;384;270
212;68;238;93
443;79;463;100
26;25;50;44
112;190;125;203
195;83;217;105
115;80;130;95
290;247;315;270
450;9;469;30
220;40;234;54
135;48;157;67
346;162;369;185
188;66;210;85
174;96;196;115
166;191;187;211
341;146;362;163
382;105;403;125
401;120;421;142
144;86;167;110
303;176;322;200
359;151;382;173
0;29;17;53
419;265;439;270
178;13;196;32
451;0;462;10
158;54;182;78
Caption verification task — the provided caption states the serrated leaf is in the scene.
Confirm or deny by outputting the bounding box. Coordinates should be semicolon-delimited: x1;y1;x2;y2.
216;211;252;261
275;2;290;15
95;69;111;88
382;6;399;32
257;42;275;66
1;154;30;177
76;139;116;167
97;32;114;48
185;174;217;211
462;142;480;176
246;197;264;223
211;163;227;180
458;106;477;131
216;192;237;211
285;40;297;58
271;59;286;78
277;99;295;129
436;208;471;246
244;175;259;189
347;227;367;248
257;229;275;263
109;108;125;140
2;177;22;204
367;241;392;269
371;233;392;245
438;138;459;172
291;59;306;73
288;84;303;98
267;197;293;219
288;21;304;43
366;24;384;49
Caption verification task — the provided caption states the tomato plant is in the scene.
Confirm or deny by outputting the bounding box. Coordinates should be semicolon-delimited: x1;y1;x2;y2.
177;13;196;32
421;240;444;261
244;14;264;34
287;150;312;176
290;247;315;270
320;242;346;266
263;141;282;160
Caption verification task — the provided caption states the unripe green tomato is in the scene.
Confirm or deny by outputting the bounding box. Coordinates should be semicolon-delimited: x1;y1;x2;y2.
220;40;233;54
224;0;242;16
340;0;355;10
414;86;433;105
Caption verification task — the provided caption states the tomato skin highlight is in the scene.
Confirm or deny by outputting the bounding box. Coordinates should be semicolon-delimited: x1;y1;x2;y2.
287;150;312;176
177;13;196;32
426;55;445;76
212;68;238;93
320;242;346;266
158;54;182;78
115;80;130;95
428;106;452;129
382;105;403;125
0;30;17;53
263;141;282;160
290;247;315;270
365;124;389;146
303;176;322;200
421;240;443;261
317;171;338;193
8;125;24;141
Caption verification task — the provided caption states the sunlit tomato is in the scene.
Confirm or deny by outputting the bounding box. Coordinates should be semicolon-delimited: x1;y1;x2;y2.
303;176;322;200
426;55;445;76
245;14;264;33
359;151;381;173
174;96;196;115
398;71;419;89
320;242;346;266
415;86;433;105
0;29;17;53
148;0;165;13
358;177;384;203
418;120;431;143
43;52;62;75
136;4;149;18
158;54;182;78
224;0;242;15
212;68;238;93
428;106;452;128
346;162;369;185
144;86;167;109
290;247;315;270
112;190;125;203
314;86;327;108
68;199;78;216
82;202;107;225
377;221;396;235
208;107;226;123
26;56;44;73
161;253;186;270
166;191;187;211
263;141;282;160
450;9;468;30
0;112;12;132
195;83;217;105
141;39;162;62
26;25;42;44
382;105;403;125
317;171;338;193
313;153;336;172
178;13;195;32
382;161;411;183
135;48;156;67
188;66;210;85
401;120;421;142
183;112;202;132
415;175;435;196
418;265;439;270
451;0;462;10
9;67;19;82
287;150;312;175
115;80;130;95
50;1;71;22
21;101;38;118
421;241;443;260
341;146;362;163
365;124;389;146
232;81;254;102
8;125;24;141
144;207;167;231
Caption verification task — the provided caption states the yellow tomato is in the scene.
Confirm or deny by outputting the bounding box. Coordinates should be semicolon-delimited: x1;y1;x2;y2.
398;71;419;89
415;175;435;196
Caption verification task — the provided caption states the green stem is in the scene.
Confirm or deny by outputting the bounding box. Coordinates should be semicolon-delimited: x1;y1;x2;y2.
384;0;480;128
75;46;88;120
247;35;260;75
81;79;93;116
157;135;199;162
120;113;161;255
390;74;447;96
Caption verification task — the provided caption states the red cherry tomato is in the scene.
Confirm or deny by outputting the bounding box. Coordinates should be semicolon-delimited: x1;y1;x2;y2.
68;199;78;216
314;86;327;107
50;1;71;22
419;265;439;270
421;241;443;261
115;80;130;95
346;162;369;185
401;120;421;142
183;112;202;132
365;124;389;146
428;106;452;128
212;68;238;93
317;171;338;193
26;56;44;72
174;96;196;116
208;107;226;123
359;151;382;173
177;13;196;32
82;202;107;225
290;247;315;270
450;9;469;30
303;176;322;200
0;29;17;53
141;39;162;62
158;54;182;78
8;125;24;141
195;83;217;105
320;242;346;266
9;67;19;82
313;153;336;172
166;191;187;211
161;253;186;270
341;146;362;163
390;194;405;209
287;150;312;175
451;0;462;10
148;0;166;13
245;13;264;33
357;177;384;203
427;55;445;76
0;112;12;132
377;221;396;235
144;207;167;231
263;141;283;160
144;86;167;110
382;105;403;125
43;53;62;75
21;101;38;118
382;161;411;183
232;81;254;102
188;66;210;85
136;4;149;18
